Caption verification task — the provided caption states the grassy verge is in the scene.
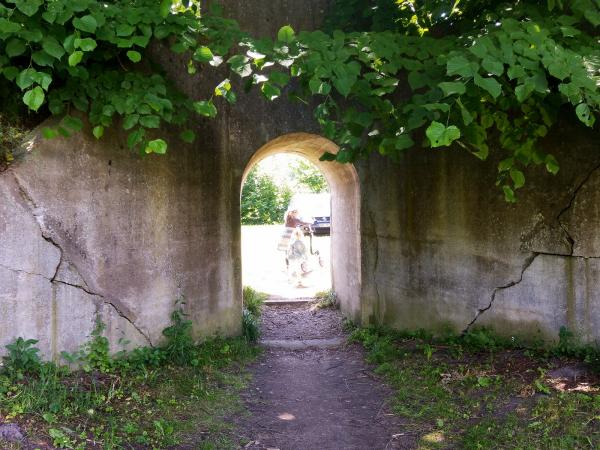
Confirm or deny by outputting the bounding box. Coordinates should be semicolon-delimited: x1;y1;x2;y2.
0;303;261;449
350;326;600;449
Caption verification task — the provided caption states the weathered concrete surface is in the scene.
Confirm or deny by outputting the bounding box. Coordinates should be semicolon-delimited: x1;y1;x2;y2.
1;119;240;358
360;119;600;343
2;0;600;358
1;0;335;358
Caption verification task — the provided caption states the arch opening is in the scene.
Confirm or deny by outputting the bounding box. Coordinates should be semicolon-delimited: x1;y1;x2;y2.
240;133;361;319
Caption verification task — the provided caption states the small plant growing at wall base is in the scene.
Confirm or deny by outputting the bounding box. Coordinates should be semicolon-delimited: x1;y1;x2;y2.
1;337;41;379
242;286;266;342
162;299;195;366
314;289;338;309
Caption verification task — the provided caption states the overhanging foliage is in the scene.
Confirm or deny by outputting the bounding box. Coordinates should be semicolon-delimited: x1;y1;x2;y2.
0;0;598;199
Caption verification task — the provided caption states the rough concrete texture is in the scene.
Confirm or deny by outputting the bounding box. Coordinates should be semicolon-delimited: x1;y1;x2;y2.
361;119;600;343
1;120;240;358
0;0;334;358
2;0;600;358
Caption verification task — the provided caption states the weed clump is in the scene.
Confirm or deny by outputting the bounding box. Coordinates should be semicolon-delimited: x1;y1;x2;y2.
242;286;266;342
350;325;600;449
0;300;260;449
314;289;338;309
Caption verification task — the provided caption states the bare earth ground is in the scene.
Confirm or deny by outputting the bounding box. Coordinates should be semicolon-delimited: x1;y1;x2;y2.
231;304;414;450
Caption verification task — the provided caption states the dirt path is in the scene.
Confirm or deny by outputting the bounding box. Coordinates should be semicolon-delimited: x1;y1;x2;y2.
233;303;413;450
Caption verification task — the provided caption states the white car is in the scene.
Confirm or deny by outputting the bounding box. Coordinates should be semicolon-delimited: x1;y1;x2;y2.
288;192;331;235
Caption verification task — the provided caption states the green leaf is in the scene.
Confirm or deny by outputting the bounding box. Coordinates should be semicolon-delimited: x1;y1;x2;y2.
62;115;83;132
426;121;461;147
15;0;42;16
446;56;476;77
23;86;45;111
394;134;415;150
194;46;214;63
126;51;142;63
277;25;295;43
42;37;65;59
193;100;217;118
510;168;525;189
503;185;516;203
63;35;76;53
456;98;473;125
127;128;145;148
6;39;26;58
575;103;595;127
180;130;195;143
123;114;140;130
560;26;580;37
74;38;97;52
0;18;21;33
139;115;160;128
438;81;466;97
16;69;36;90
261;82;281;101
92;125;104;139
482;57;504;76
474;74;502;99
32;51;54;67
545;154;559;175
333;75;355;97
160;0;172;18
68;51;84;67
515;82;534;102
72;15;98;33
145;139;167;154
42;127;58;139
214;79;231;96
507;65;526;80
309;78;331;95
116;24;135;37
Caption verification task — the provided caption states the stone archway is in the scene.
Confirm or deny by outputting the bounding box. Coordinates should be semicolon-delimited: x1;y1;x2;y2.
241;133;362;319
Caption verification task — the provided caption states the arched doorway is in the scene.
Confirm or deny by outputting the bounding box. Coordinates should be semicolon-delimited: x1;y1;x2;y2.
241;133;361;319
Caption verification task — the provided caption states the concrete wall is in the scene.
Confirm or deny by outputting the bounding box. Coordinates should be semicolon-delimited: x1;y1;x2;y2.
0;0;338;358
0;118;240;358
360;120;600;343
2;0;600;359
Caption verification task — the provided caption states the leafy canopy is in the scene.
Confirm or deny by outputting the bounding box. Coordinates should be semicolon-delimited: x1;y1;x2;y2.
1;0;599;199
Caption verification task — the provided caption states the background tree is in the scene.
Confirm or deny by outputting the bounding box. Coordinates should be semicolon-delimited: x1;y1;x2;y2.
241;167;292;225
290;159;329;194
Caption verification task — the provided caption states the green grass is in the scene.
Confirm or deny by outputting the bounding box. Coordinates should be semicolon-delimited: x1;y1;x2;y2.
242;286;266;342
350;326;600;449
0;305;261;449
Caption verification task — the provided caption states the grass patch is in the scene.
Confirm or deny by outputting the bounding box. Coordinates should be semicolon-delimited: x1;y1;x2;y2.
350;326;600;449
313;289;338;309
0;303;260;449
242;286;266;342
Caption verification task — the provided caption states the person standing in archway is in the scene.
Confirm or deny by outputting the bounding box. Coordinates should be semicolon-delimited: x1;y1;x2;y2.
277;209;310;271
284;208;309;229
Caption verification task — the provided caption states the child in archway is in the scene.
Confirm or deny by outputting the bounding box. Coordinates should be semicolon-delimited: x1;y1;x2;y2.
287;228;308;287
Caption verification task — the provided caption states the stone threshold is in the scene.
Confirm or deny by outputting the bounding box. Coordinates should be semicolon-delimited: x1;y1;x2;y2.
259;337;345;350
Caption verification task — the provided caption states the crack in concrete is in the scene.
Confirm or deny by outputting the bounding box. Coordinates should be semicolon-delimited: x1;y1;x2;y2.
0;263;48;280
52;279;153;346
556;161;600;256
11;172;63;281
9;171;153;347
463;252;539;334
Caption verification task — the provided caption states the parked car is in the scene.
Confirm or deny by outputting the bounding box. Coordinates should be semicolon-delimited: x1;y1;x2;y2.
288;192;331;235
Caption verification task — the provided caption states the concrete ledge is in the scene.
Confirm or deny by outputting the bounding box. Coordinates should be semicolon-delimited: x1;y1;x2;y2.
264;297;314;306
260;337;346;349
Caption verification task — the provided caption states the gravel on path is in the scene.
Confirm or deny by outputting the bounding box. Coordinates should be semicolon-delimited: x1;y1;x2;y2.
232;303;414;450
